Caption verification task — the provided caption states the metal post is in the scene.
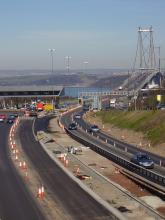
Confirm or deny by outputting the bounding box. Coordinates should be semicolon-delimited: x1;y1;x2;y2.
127;70;130;110
158;46;161;73
65;56;71;73
135;96;137;111
49;49;55;73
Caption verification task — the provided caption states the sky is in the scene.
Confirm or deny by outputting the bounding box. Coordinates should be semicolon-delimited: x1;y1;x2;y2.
0;0;165;70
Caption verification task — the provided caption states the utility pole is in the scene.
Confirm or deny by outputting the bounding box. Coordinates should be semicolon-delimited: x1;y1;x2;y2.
158;46;161;88
158;46;161;73
134;95;137;111
49;49;55;73
65;56;71;73
127;70;130;110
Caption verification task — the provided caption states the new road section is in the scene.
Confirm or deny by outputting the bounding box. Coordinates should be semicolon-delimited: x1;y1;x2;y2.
18;118;119;220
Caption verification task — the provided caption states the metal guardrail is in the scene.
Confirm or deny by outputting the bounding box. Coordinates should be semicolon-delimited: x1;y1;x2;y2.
64;127;165;189
91;129;165;168
75;119;165;168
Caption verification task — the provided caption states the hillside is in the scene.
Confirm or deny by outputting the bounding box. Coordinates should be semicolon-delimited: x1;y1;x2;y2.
90;75;128;89
95;110;165;145
0;72;127;88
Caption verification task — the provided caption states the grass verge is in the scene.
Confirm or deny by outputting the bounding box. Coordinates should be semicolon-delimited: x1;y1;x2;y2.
95;110;165;145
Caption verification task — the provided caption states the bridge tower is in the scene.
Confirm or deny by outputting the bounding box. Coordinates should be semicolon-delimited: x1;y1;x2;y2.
133;26;156;73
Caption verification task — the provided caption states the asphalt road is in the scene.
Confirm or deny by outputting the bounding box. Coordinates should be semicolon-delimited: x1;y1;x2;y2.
61;111;165;177
0;122;47;220
18;118;116;220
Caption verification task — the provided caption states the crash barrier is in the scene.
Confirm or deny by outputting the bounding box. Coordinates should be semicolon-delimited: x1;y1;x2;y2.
98;131;165;168
64;127;165;188
75;120;165;168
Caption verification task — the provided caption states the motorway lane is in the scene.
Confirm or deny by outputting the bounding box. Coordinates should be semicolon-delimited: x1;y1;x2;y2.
76;120;165;176
0;122;47;220
18;118;115;220
62;113;165;176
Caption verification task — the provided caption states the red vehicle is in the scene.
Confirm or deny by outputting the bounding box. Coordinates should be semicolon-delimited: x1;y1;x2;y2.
0;114;7;122
36;103;44;111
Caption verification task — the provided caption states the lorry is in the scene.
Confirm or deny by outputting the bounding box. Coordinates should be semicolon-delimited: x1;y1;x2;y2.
36;103;44;111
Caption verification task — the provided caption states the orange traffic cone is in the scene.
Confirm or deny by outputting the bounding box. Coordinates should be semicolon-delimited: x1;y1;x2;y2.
41;185;45;199
76;167;80;175
65;159;69;167
115;167;120;174
63;156;66;163
37;187;42;198
15;154;18;161
23;161;27;170
19;161;23;168
13;141;16;148
24;172;28;181
11;143;14;150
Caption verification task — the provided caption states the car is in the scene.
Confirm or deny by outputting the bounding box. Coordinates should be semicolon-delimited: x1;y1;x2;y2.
0;114;6;122
13;113;18;117
8;114;16;119
6;118;14;124
156;103;165;110
83;105;90;111
68;123;77;130
130;152;154;169
160;105;165;110
74;114;81;119
89;125;99;133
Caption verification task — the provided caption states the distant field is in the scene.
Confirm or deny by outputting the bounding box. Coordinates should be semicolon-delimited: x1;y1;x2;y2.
95;110;165;145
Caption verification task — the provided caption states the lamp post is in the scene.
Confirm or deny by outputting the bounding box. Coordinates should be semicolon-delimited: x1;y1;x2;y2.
49;49;55;73
65;56;71;73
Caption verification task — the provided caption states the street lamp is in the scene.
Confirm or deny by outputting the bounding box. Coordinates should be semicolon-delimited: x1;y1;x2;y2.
49;49;55;73
65;56;71;73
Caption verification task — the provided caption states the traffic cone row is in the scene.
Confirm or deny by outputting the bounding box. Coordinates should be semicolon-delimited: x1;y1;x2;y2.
9;118;30;183
8;117;27;172
9;117;47;199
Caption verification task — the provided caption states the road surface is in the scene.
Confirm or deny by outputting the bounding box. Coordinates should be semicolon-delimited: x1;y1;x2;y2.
0;122;47;220
18;118;116;220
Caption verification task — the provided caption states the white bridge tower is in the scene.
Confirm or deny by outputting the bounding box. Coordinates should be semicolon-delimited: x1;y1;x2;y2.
133;26;156;72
